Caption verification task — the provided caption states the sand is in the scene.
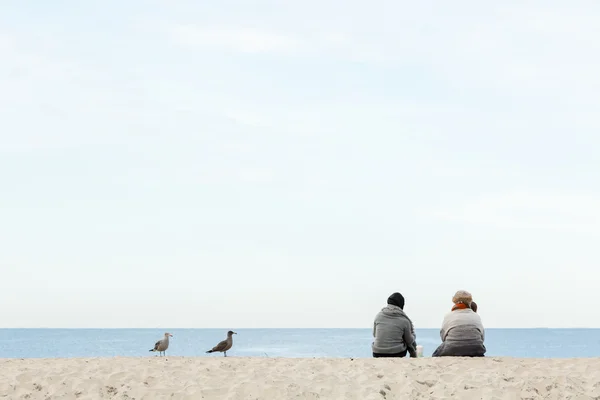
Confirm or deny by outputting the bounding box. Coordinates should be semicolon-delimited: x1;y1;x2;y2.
1;357;600;400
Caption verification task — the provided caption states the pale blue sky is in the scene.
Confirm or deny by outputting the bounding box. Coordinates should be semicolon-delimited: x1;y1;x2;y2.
1;1;599;328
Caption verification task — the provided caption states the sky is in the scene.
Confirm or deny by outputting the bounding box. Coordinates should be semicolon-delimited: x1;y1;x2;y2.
1;1;599;329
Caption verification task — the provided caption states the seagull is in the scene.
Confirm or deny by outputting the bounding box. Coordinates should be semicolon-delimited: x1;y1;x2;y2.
206;331;237;357
149;332;173;356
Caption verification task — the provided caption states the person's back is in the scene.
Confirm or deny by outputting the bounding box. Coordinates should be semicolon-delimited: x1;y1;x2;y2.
372;292;416;358
432;290;486;357
441;308;484;344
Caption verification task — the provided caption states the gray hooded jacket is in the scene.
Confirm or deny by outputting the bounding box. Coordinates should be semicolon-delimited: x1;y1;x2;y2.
372;305;416;355
432;309;486;357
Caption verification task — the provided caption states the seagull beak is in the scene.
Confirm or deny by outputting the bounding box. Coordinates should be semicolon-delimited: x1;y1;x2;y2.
234;332;237;335
170;334;173;337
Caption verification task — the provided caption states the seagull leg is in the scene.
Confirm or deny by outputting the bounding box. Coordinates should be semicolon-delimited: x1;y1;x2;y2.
224;352;227;357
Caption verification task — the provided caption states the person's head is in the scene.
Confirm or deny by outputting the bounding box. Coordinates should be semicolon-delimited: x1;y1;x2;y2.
470;301;478;313
387;292;405;309
452;290;473;307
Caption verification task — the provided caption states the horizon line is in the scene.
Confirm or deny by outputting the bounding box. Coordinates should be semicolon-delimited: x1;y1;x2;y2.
1;327;598;330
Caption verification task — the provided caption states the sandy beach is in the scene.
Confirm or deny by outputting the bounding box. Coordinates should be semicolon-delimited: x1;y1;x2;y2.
1;357;600;399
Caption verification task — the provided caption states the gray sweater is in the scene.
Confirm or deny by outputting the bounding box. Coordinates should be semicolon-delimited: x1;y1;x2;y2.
372;305;416;355
440;309;485;342
432;308;486;357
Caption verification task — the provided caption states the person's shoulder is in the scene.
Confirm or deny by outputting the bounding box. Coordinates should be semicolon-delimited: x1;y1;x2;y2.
453;308;475;314
444;309;472;321
401;311;413;320
471;311;483;322
460;309;483;322
398;311;413;323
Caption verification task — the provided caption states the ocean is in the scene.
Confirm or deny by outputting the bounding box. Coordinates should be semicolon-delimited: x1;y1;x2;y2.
1;329;598;359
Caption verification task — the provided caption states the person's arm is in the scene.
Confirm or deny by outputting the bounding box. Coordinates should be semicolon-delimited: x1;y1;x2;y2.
373;321;377;338
440;314;450;342
409;320;418;355
403;322;417;358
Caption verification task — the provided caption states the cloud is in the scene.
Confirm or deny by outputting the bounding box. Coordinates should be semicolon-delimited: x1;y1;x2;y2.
238;167;275;184
0;33;13;52
169;25;301;54
163;22;383;62
223;110;272;128
157;4;600;102
431;191;600;234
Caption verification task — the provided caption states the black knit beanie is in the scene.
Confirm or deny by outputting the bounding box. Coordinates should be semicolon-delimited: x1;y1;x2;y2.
387;292;405;309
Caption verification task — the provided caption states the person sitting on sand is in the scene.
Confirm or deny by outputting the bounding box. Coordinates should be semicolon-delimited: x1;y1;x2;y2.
372;292;417;358
432;290;485;357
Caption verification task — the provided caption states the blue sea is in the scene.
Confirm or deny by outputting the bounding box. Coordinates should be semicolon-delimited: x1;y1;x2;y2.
1;329;599;359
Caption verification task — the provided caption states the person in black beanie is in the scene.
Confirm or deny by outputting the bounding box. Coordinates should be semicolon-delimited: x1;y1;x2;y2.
387;292;405;309
372;292;418;358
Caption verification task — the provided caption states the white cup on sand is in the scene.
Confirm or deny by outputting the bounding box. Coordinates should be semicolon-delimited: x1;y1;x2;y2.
416;345;423;357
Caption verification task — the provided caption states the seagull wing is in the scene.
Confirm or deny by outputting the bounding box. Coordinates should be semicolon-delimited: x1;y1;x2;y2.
211;339;228;352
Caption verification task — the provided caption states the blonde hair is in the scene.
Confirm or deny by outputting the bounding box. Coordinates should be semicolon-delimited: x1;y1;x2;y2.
452;290;473;306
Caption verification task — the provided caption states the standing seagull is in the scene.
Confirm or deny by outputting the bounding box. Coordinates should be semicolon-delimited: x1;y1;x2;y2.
149;332;173;356
206;331;237;357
